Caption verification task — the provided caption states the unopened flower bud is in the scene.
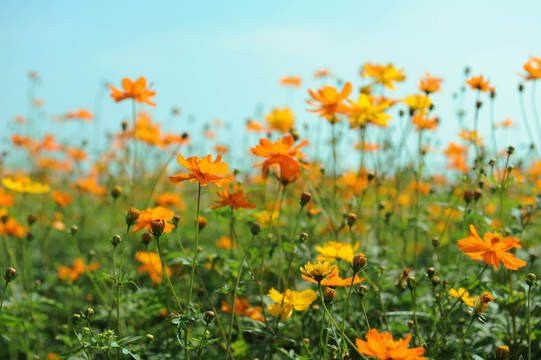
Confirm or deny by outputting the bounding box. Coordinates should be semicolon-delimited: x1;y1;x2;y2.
352;253;367;272
84;308;95;319
346;213;357;227
476;100;483;109
432;237;439;247
473;189;482;201
26;232;34;242
406;276;416;289
142;233;152;246
525;273;537;287
111;185;122;199
407;320;415;328
507;146;515;155
495;345;509;359
299;232;309;242
426;267;436;279
358;285;369;297
367;172;375;182
126;207;140;226
488;158;496;167
0;214;8;224
111;234;122;247
4;267;17;283
250;223;261;235
324;287;335;304
303;338;310;344
27;214;38;226
204;310;216;324
70;225;78;236
431;275;441;287
299;192;312;207
72;313;81;323
463;190;474;204
518;83;524;92
145;334;154;343
197;216;208;230
172;215;181;226
289;128;299;141
150;219;165;237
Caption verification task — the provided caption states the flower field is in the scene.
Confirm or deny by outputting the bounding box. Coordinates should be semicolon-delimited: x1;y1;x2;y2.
1;57;540;360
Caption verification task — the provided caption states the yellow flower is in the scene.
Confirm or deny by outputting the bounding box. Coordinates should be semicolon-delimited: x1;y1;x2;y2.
448;288;479;307
2;176;50;194
267;288;317;321
361;63;406;90
265;107;294;133
403;94;431;114
300;261;337;283
315;241;359;262
347;94;392;128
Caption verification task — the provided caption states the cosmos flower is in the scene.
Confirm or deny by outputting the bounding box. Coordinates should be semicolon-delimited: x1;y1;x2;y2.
210;186;255;210
448;288;479;307
221;297;265;322
457;224;527;271
361;63;406;91
2;176;50;194
307;82;352;119
169;154;232;187
356;329;426;359
110;77;156;106
267;288;317;321
136;251;171;285
251;135;309;181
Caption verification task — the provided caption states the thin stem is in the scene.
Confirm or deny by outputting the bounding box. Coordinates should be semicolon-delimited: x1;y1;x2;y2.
340;273;357;331
527;284;532;360
410;284;424;347
455;317;475;360
131;99;138;205
156;236;183;313
225;254;245;359
360;297;370;329
318;285;369;360
188;183;202;307
0;282;9;312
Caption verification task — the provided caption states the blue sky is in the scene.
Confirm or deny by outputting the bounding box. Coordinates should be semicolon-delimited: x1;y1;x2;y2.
1;1;540;170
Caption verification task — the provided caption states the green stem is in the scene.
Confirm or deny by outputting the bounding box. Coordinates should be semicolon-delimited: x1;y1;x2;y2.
410;284;424;347
527;284;532;360
318;285;369;360
360;297;370;329
156;236;183;313
225;254;245;359
340;272;357;331
188;183;202;307
455;317;475;360
0;282;9;312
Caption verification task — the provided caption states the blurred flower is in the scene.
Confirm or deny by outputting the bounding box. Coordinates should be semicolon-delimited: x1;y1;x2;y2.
472;291;494;317
66;147;88;162
154;193;183;209
211;185;255;210
0;217;26;238
75;177;107;195
251;135;309;181
522;56;541;80
110;77;156;106
267;288;317;321
355;329;426;359
466;75;493;92
315;241;359;262
58;258;101;281
457;224;527;271
52;190;73;207
2;176;50;194
65;109;93;121
314;68;331;79
412;114;438;131
136;251;171;285
265;107;295;133
215;235;236;249
361;63;406;90
307;82;352;119
279;76;302;87
246;120;265;132
221;297;264;321
169;154;232;187
448;288;479;307
404;94;431;114
458;129;483;146
0;188;14;207
417;72;442;94
347;94;392;128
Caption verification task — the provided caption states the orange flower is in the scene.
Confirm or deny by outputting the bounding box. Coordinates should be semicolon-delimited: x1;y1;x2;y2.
0;188;14;207
65;109;93;121
110;77;156;106
279;76;302;87
58;258;101;281
523;56;541;80
457;224;527;271
52;190;73;207
412;114;438;131
417;72;442;94
75;177;107;195
0;217;26;238
216;236;236;249
154;192;183;208
211;185;256;210
66;147;88;161
132;206;175;234
301;267;364;287
246;120;265;132
169;154;231;187
251;135;309;181
494;118;514;128
356;329;426;360
221;297;265;322
136;251;171;285
459;129;483;146
307;82;352;119
214;144;229;154
314;68;331;79
466;75;493;92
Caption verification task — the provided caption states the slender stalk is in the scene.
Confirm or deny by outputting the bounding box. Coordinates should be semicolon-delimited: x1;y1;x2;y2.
360;296;370;329
188;183;202;307
276;185;287;289
131;99;138;205
0;282;9;312
156;236;183;313
455;317;475;360
260;182;281;277
113;246;121;359
340;273;357;332
518;85;539;154
527;282;533;360
317;285;369;360
225;253;245;359
409;283;424;347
